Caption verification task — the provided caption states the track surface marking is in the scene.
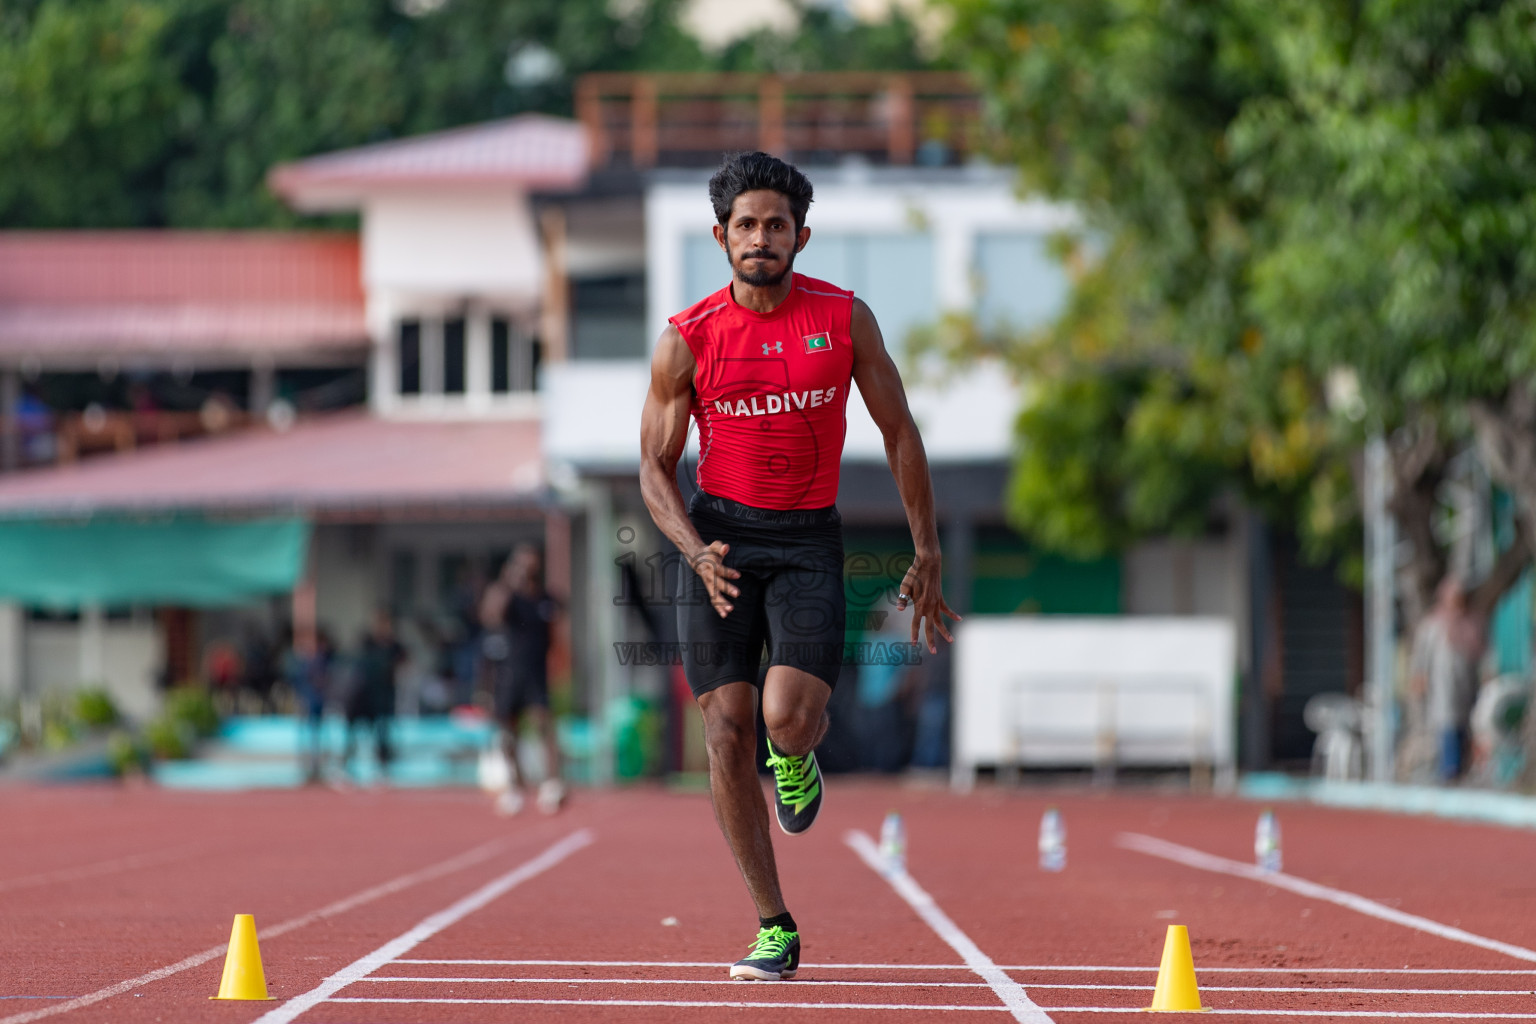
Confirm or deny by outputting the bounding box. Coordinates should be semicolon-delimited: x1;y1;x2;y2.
13;784;1536;1022
1119;832;1536;962
0;836;512;1024
252;829;593;1024
846;829;1054;1022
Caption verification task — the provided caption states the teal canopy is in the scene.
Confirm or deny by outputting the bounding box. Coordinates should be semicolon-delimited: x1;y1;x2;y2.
0;516;310;608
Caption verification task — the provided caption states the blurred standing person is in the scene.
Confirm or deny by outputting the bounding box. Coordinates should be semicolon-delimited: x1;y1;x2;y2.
479;544;564;815
283;626;334;783
1408;577;1485;781
345;609;405;783
240;623;277;712
449;563;487;707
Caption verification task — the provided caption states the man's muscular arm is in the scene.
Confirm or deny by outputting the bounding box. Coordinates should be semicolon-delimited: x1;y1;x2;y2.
639;325;740;617
849;298;959;652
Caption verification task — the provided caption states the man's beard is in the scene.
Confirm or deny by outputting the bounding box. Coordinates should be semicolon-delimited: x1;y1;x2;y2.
731;246;795;287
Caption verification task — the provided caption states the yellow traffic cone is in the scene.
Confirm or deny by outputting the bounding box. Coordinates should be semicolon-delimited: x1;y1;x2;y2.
210;914;275;1001
1144;924;1209;1012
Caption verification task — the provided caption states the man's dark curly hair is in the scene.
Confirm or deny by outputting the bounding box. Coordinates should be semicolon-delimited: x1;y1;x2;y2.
708;151;814;233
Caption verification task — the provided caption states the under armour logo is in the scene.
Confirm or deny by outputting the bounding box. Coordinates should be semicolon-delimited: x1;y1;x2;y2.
762;342;782;355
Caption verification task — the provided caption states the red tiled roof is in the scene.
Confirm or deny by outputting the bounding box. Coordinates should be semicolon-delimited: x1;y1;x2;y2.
0;233;367;361
0;413;544;516
270;115;589;210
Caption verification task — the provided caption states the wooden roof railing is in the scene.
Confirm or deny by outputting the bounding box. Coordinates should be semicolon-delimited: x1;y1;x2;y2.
575;71;982;168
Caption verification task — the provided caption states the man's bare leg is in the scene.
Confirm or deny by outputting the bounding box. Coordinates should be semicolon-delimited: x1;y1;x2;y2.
698;681;785;918
761;666;831;757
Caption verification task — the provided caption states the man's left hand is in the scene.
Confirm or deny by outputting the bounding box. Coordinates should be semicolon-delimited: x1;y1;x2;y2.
895;556;961;653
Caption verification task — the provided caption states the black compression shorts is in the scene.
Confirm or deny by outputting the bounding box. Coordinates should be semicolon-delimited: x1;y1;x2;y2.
677;489;845;698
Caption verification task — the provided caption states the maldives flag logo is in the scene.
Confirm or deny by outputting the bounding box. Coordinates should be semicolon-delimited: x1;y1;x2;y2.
804;332;832;354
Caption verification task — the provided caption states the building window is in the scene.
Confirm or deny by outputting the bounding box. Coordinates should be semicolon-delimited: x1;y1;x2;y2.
491;316;539;393
443;317;466;394
974;233;1068;330
683;233;936;352
571;273;647;359
398;320;422;395
491;318;510;393
391;312;538;404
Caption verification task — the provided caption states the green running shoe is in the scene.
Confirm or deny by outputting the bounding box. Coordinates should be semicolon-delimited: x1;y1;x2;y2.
729;925;801;980
766;739;822;835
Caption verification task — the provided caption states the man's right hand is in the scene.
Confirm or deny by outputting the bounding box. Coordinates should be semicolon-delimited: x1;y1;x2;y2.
691;540;741;618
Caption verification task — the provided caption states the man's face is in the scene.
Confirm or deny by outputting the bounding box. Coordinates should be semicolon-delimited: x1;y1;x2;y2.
714;190;810;288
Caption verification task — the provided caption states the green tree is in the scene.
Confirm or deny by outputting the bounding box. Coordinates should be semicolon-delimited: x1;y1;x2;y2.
942;0;1535;624
940;0;1355;569
0;0;186;225
1239;0;1536;620
0;0;937;229
166;0;713;227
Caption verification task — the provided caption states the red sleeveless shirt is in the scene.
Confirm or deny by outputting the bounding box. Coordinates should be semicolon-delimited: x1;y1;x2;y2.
670;273;855;510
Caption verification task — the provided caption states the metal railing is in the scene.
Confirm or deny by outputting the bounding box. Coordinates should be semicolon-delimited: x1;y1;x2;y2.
575;71;982;168
1002;673;1225;788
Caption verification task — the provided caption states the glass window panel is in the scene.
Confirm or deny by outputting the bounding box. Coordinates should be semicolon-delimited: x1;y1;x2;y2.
571;274;647;359
491;318;511;393
849;235;935;354
398;320;421;395
443;317;466;394
975;233;1068;330
681;231;937;356
683;234;728;307
788;234;853;289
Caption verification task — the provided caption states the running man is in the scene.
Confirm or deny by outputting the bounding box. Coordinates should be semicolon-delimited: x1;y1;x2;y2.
640;151;958;980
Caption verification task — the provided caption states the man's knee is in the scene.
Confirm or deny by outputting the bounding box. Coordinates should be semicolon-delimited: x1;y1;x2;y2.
762;702;823;756
703;706;756;764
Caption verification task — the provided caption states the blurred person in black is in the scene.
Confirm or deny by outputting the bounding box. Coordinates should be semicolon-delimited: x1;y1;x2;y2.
283;626;335;783
344;608;405;783
479;544;564;815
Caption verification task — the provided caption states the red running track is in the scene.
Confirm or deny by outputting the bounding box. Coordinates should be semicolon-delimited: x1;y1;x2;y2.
6;780;1536;1023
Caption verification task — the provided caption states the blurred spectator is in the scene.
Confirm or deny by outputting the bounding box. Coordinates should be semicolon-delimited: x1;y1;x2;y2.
240;623;277;712
448;563;487;706
344;609;405;781
479;544;563;815
1407;577;1485;782
203;639;242;715
283;626;334;784
17;389;54;463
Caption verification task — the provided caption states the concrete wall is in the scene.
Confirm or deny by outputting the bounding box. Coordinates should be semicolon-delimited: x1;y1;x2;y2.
0;602;21;702
24;619;159;722
363;190;542;299
1123;531;1252;676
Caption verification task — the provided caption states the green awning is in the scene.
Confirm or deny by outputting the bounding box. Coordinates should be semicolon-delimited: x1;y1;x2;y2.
0;516;310;608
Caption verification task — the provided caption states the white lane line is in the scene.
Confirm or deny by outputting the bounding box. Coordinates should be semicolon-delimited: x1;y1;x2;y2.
1119;833;1536;964
0;845;208;894
396;959;981;968
846;829;1054;1024
361;976;1536;996
0;835;513;1024
1046;1011;1536;1019
364;976;990;988
332;997;1006;1011
252;828;593;1024
396;958;1536;975
327;998;1536;1018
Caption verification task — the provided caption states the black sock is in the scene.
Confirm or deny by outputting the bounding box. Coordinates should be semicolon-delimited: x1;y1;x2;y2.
759;912;797;933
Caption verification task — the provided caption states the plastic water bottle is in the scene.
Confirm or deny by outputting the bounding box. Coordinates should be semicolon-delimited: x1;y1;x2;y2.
1038;807;1066;872
879;811;906;872
1255;809;1282;872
